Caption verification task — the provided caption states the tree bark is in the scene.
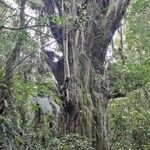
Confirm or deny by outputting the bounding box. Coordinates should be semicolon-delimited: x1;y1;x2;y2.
44;0;131;149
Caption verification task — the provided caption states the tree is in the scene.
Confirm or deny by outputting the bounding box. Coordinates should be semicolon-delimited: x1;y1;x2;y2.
43;0;131;149
0;0;27;115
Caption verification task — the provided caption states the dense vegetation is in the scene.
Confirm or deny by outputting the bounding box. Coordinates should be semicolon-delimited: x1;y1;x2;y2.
0;0;150;149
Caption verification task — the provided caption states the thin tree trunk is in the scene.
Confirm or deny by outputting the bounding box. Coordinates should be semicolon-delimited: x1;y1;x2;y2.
0;0;26;114
0;1;26;149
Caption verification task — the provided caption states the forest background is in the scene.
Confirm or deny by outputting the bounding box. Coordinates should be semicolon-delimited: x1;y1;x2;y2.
0;0;150;150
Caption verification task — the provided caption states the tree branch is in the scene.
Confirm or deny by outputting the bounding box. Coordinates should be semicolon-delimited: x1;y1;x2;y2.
0;25;46;30
102;0;131;46
0;1;16;11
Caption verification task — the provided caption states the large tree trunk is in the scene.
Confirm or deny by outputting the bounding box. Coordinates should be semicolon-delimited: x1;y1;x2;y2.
44;0;130;149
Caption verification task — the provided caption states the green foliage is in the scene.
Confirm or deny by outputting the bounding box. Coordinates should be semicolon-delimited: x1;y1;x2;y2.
13;75;36;100
125;0;150;66
52;15;74;27
109;0;150;93
108;0;150;149
58;134;94;150
109;87;150;150
18;30;29;41
109;61;149;95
